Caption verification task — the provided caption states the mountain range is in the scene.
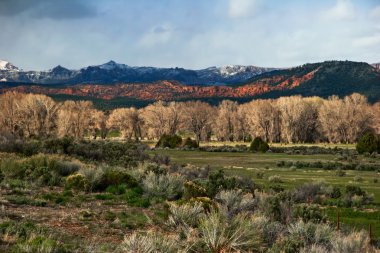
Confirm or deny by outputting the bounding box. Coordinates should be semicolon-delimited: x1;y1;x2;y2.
0;60;379;108
0;60;275;85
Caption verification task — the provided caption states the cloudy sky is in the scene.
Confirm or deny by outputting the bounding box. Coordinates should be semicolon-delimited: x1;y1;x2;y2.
0;0;379;70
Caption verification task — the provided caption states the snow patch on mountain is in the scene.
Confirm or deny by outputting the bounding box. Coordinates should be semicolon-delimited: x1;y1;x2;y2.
0;60;19;71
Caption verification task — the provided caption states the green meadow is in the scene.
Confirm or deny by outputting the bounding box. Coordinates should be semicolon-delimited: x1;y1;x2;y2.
149;149;380;238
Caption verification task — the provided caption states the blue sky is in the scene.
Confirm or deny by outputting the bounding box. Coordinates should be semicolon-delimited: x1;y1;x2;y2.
0;0;379;70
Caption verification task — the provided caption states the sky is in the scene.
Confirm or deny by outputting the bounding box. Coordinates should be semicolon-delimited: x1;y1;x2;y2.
0;0;380;70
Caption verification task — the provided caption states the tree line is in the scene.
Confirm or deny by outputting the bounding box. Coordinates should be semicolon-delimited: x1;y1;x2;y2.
0;91;379;144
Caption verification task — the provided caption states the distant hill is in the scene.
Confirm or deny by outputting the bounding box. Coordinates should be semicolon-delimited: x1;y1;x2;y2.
1;60;379;108
238;61;380;102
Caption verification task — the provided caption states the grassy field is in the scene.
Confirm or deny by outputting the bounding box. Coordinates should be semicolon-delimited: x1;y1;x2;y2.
141;140;357;149
149;149;380;239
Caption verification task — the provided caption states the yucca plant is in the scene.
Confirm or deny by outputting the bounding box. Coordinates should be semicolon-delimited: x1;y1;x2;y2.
167;201;205;233
14;233;58;253
78;166;104;192
198;210;262;253
331;231;371;253
120;231;178;253
300;244;329;253
251;215;284;247
287;220;334;249
215;189;255;218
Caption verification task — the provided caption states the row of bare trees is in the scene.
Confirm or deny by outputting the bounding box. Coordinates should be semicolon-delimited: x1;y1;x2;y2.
0;92;378;144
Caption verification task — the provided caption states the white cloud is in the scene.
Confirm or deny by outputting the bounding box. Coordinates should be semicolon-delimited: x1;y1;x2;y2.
322;0;355;21
370;5;380;19
138;25;173;48
228;0;258;18
353;34;380;48
1;1;380;70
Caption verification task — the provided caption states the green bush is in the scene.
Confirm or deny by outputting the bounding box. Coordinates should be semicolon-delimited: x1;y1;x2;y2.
66;173;88;191
328;186;341;199
182;137;199;148
54;160;80;176
335;169;346;177
95;193;114;200
106;184;128;195
293;204;326;223
269;175;283;184
269;184;285;193
95;168;138;191
118;210;148;229
249;137;269;152
123;187;150;208
0;138;149;168
0;220;72;252
0;154;72;186
273;237;304;253
0;158;26;179
356;132;380;154
151;154;171;165
43;137;74;154
66;140;148;167
345;185;366;196
259;195;283;222
183;181;208;200
41;191;72;205
156;134;182;149
0;138;41;156
256;172;264;179
206;170;237;197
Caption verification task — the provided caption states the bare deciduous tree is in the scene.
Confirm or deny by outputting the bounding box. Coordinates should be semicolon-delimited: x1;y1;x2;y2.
57;101;94;139
107;107;143;139
0;93;60;138
319;93;372;143
372;102;380;135
214;100;239;141
88;109;108;139
141;101;183;139
0;91;377;144
0;92;26;136
234;104;251;141
242;99;281;142
182;101;215;145
141;101;167;139
276;96;321;143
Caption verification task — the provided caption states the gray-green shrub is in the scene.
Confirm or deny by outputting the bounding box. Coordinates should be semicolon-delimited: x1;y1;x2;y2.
142;171;184;200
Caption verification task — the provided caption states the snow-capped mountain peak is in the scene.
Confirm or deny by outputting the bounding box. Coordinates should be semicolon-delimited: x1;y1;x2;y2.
97;60;129;70
51;65;70;72
0;60;19;71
